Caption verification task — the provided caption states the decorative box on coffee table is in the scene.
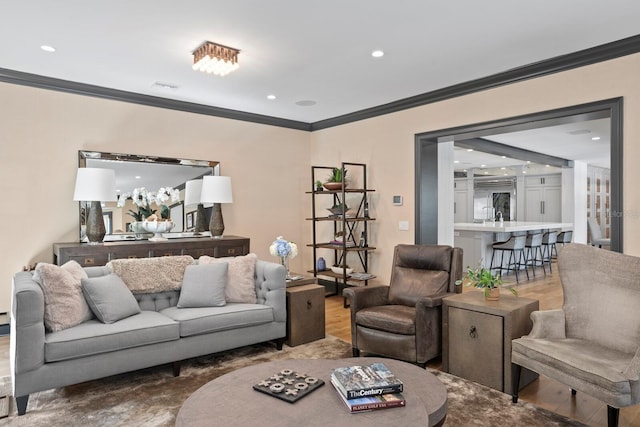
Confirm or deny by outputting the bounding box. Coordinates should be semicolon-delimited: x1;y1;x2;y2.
442;290;539;395
286;284;325;346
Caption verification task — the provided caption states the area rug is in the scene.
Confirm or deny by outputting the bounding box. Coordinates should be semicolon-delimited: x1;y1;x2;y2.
2;336;586;426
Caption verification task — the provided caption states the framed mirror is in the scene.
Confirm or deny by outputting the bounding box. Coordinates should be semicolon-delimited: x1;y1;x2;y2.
78;150;220;241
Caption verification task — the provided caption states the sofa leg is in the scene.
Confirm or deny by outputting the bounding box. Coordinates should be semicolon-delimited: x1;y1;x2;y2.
607;405;619;427
352;348;360;357
571;388;577;395
275;338;285;350
172;361;181;377
511;364;521;403
15;395;29;415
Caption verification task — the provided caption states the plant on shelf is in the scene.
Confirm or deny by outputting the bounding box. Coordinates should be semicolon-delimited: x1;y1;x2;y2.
328;202;349;216
323;167;347;190
327;167;346;183
455;262;517;299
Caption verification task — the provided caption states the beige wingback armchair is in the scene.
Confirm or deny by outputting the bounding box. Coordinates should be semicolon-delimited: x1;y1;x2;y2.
343;244;463;367
511;243;640;427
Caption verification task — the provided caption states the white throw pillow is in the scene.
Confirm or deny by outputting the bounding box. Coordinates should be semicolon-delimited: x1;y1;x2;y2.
199;253;257;303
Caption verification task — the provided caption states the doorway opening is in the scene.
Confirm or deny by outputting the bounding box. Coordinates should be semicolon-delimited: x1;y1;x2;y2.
414;98;622;252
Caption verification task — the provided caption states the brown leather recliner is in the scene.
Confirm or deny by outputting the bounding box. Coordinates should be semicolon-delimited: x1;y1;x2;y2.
343;244;463;367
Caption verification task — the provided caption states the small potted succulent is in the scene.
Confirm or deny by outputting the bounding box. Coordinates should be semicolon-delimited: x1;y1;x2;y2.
455;262;517;300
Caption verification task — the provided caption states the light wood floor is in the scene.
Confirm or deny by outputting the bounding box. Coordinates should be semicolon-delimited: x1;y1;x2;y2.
1;264;637;425
326;262;640;427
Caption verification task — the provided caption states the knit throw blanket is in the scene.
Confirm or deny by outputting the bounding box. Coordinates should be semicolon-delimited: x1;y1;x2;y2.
107;256;194;294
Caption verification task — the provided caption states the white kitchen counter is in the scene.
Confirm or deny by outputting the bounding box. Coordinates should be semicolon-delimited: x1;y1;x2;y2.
454;221;573;233
454;221;573;271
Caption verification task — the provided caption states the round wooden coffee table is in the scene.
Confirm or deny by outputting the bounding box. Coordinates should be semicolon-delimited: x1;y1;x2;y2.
175;357;447;426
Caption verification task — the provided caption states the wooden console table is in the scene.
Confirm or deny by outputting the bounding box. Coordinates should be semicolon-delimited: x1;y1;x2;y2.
442;290;539;395
53;235;250;267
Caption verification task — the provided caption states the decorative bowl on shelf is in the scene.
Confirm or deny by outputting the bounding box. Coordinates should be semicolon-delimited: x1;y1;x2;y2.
323;182;346;191
142;220;174;241
330;266;353;275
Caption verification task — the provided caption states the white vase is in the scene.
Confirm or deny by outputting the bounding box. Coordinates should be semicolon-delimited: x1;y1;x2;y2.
142;220;174;242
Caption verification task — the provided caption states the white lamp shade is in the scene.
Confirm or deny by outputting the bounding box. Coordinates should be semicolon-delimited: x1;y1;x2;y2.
201;176;233;204
184;179;213;208
73;168;117;202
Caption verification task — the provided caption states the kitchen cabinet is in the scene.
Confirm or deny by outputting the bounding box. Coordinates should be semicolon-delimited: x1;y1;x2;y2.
524;174;561;222
454;179;470;223
587;166;611;239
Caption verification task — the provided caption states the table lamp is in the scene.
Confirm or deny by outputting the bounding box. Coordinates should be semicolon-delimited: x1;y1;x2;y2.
184;179;212;234
73;168;117;244
200;176;233;238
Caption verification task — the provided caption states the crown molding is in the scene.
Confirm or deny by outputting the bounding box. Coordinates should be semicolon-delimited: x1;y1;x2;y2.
1;34;638;132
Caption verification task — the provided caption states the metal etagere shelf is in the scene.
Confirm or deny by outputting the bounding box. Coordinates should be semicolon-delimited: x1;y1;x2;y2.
307;162;375;301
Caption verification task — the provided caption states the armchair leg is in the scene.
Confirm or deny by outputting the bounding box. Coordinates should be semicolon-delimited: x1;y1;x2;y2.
571;388;577;395
511;364;521;403
607;405;619;427
352;348;360;357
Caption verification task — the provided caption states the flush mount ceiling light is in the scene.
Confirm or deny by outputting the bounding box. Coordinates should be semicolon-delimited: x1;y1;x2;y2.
192;41;240;76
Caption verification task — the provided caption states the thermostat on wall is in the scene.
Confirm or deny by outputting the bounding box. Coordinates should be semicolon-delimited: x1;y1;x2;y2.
393;195;403;206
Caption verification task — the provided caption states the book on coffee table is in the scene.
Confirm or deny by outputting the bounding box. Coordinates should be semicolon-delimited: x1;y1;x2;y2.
331;362;403;399
330;378;406;413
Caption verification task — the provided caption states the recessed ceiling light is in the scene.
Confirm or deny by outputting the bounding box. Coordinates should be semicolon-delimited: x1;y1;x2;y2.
592;136;601;141
454;160;459;164
523;171;527;174
371;50;384;58
295;100;316;107
501;156;507;159
480;164;486;168
484;171;489;174
500;167;506;170
545;165;550;167
40;45;56;52
135;176;141;179
466;149;473;152
267;94;276;100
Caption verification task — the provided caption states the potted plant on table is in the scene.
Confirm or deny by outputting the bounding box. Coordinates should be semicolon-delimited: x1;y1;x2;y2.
455;262;517;301
323;167;347;191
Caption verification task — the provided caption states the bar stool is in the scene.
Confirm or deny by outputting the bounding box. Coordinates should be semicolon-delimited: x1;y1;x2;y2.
541;231;557;273
525;232;546;277
553;230;573;258
490;235;529;283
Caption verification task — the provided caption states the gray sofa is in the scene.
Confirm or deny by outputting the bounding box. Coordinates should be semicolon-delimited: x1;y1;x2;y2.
10;259;286;415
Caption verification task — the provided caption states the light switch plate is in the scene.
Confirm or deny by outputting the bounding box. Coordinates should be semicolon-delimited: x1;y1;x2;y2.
399;220;409;231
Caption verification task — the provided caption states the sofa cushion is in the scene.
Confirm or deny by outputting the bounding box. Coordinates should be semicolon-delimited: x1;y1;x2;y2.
82;273;141;323
178;263;228;308
45;311;179;362
161;303;274;337
199;253;257;303
33;261;93;332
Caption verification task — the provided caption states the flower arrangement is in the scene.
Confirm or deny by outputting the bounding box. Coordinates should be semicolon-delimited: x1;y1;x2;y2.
455;262;517;297
117;187;180;221
269;236;298;280
269;236;298;259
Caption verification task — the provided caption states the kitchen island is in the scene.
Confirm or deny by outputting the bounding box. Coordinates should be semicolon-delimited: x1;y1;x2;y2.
454;221;573;271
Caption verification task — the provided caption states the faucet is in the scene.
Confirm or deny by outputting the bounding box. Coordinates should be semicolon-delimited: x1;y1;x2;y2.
497;210;503;224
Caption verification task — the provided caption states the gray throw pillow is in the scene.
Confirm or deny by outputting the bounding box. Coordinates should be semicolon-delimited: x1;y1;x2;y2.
82;274;141;323
178;263;228;308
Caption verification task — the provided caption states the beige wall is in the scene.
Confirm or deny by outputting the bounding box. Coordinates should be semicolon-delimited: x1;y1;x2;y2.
0;83;311;312
309;53;640;285
1;52;639;313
